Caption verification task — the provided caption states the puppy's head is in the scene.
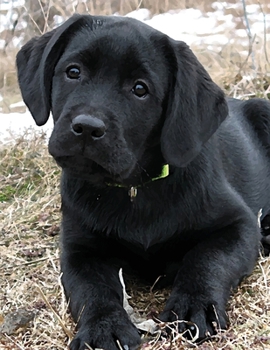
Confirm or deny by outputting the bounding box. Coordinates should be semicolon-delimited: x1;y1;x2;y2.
16;14;228;185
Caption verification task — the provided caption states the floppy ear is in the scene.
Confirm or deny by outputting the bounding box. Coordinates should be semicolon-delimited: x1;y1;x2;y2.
161;40;228;167
16;14;91;126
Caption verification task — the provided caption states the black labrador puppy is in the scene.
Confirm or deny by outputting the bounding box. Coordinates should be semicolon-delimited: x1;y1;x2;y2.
16;14;270;350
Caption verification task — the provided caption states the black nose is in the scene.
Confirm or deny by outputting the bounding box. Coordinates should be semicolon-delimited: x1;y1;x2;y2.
71;115;106;139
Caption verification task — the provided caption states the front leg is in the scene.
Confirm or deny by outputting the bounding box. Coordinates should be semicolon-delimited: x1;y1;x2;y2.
61;225;141;350
160;214;260;340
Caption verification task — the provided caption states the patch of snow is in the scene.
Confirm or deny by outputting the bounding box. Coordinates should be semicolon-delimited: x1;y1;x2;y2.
0;39;5;50
53;15;65;27
0;110;53;144
211;2;227;11
9;101;25;108
0;0;25;11
1;3;269;140
125;8;151;21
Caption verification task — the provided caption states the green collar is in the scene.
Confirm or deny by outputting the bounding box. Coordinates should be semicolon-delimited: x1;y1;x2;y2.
106;164;169;201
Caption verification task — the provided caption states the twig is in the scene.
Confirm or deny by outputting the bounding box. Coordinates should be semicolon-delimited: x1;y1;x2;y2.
44;0;52;33
242;0;256;71
258;259;268;289
3;334;25;350
0;256;57;271
84;343;94;350
116;339;124;350
37;0;47;33
257;0;269;64
23;6;43;35
136;0;143;11
36;284;73;339
150;275;165;293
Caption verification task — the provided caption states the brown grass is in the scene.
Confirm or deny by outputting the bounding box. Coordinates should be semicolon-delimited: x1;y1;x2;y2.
0;1;270;349
1;0;270;109
0;125;270;350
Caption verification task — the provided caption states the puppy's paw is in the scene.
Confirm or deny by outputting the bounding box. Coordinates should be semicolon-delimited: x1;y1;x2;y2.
69;307;141;350
159;293;228;341
261;214;270;255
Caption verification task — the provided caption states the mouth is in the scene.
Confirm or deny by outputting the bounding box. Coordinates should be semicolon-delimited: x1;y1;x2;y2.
53;148;166;187
54;155;135;185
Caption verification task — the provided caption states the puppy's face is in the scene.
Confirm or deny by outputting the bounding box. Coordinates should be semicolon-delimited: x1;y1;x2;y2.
49;22;170;183
16;15;228;184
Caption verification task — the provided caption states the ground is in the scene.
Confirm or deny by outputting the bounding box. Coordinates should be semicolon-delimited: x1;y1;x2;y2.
0;2;270;349
0;119;270;350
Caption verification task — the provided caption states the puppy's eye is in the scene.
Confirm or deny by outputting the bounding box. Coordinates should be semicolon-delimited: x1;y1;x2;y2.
66;66;81;79
132;82;148;98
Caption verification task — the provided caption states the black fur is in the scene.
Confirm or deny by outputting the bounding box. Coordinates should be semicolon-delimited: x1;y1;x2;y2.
16;14;270;350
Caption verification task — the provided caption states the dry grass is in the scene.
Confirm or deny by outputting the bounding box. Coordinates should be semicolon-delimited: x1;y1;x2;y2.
1;0;270;109
0;1;270;348
0;133;72;349
0;126;270;350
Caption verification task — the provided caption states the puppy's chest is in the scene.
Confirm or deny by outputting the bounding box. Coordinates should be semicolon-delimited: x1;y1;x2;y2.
89;193;188;250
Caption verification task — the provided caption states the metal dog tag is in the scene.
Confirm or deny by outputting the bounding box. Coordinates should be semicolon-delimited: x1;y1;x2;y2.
128;186;137;202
